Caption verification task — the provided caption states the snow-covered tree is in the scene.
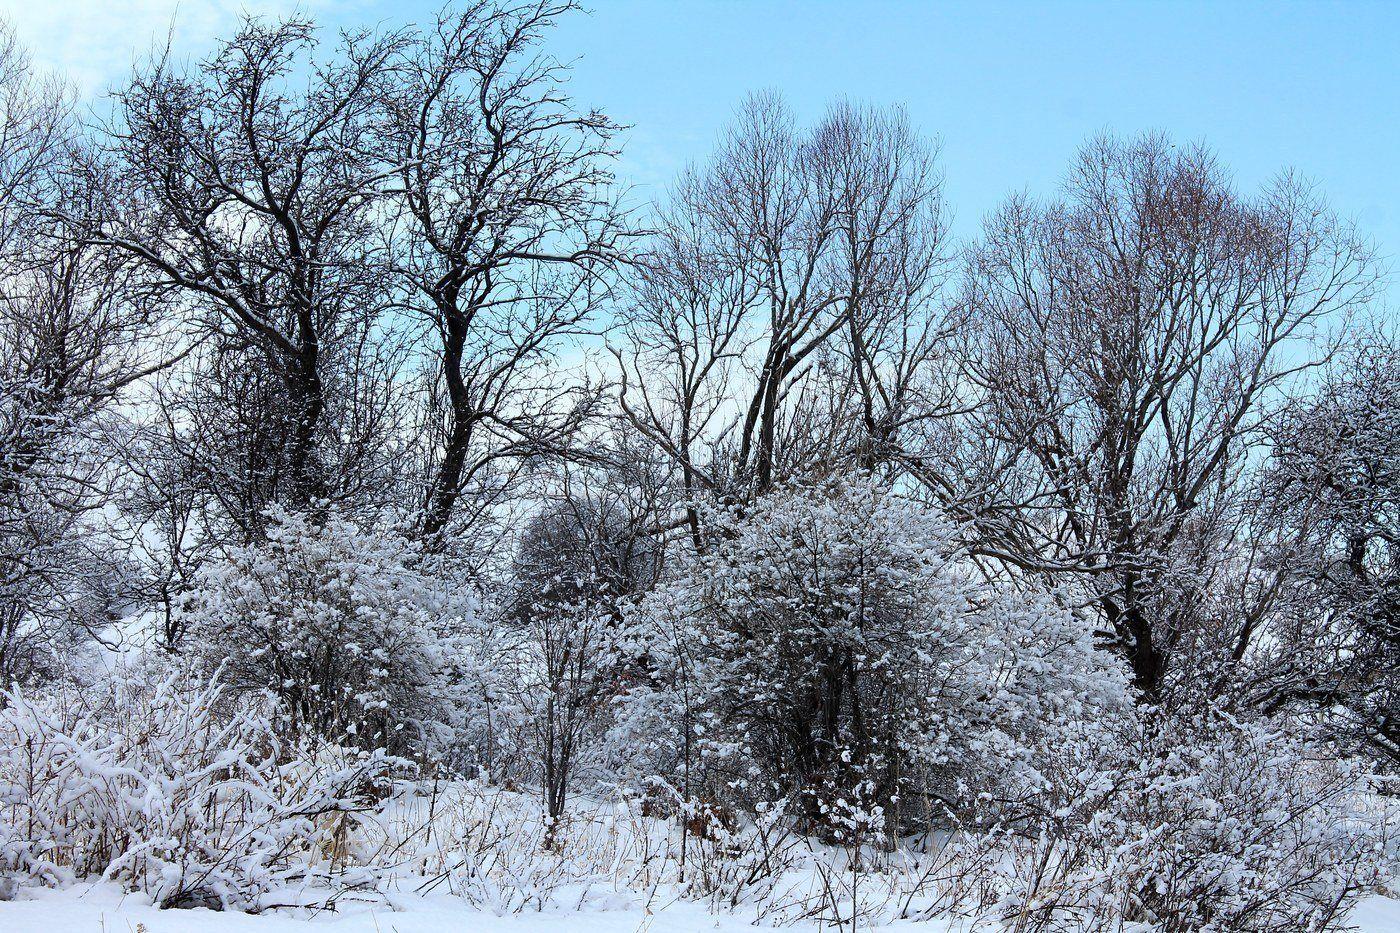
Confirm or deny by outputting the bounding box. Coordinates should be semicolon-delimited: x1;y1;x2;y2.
621;476;1130;832
1256;336;1399;764
0;27;166;683
948;135;1377;701
381;0;627;543
68;16;407;517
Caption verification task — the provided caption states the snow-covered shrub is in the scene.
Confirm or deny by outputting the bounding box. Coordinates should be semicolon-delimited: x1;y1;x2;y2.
180;507;459;751
499;493;657;822
428;604;535;783
0;667;415;909
620;476;1131;833
980;708;1392;932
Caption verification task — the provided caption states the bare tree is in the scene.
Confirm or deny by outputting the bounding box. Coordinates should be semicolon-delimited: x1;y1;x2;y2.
951;134;1377;700
1252;333;1399;762
0;26;170;679
617;95;953;539
68;16;406;517
382;1;627;544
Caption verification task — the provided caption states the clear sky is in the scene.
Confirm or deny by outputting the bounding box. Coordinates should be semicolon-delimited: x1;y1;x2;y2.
4;0;1397;300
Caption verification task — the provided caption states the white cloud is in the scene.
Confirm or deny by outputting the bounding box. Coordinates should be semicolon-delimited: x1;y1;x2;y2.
0;0;345;97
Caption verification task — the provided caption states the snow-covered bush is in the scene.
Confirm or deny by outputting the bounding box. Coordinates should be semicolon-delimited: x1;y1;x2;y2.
413;593;641;826
979;708;1392;932
0;667;415;909
620;476;1131;832
499;498;652;822
180;507;460;752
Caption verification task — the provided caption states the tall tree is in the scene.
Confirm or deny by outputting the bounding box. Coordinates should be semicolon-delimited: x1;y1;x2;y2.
71;17;405;517
0;26;167;679
383;1;626;544
617;95;953;539
952;134;1376;700
1255;335;1399;762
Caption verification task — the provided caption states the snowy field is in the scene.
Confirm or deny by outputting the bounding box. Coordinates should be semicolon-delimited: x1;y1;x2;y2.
1;885;1397;932
2;774;1396;933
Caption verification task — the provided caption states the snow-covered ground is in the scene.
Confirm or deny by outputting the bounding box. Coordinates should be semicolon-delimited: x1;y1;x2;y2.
1;770;1394;932
1353;897;1400;933
0;884;1397;932
2;682;1394;933
0;882;955;933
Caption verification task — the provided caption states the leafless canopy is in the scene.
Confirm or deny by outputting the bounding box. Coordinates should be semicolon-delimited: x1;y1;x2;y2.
950;135;1377;697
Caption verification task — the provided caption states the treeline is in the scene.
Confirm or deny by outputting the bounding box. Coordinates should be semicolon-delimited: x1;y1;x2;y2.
0;3;1396;927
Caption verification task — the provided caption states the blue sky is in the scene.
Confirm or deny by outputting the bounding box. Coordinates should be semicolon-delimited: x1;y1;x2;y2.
5;0;1398;298
549;1;1399;281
